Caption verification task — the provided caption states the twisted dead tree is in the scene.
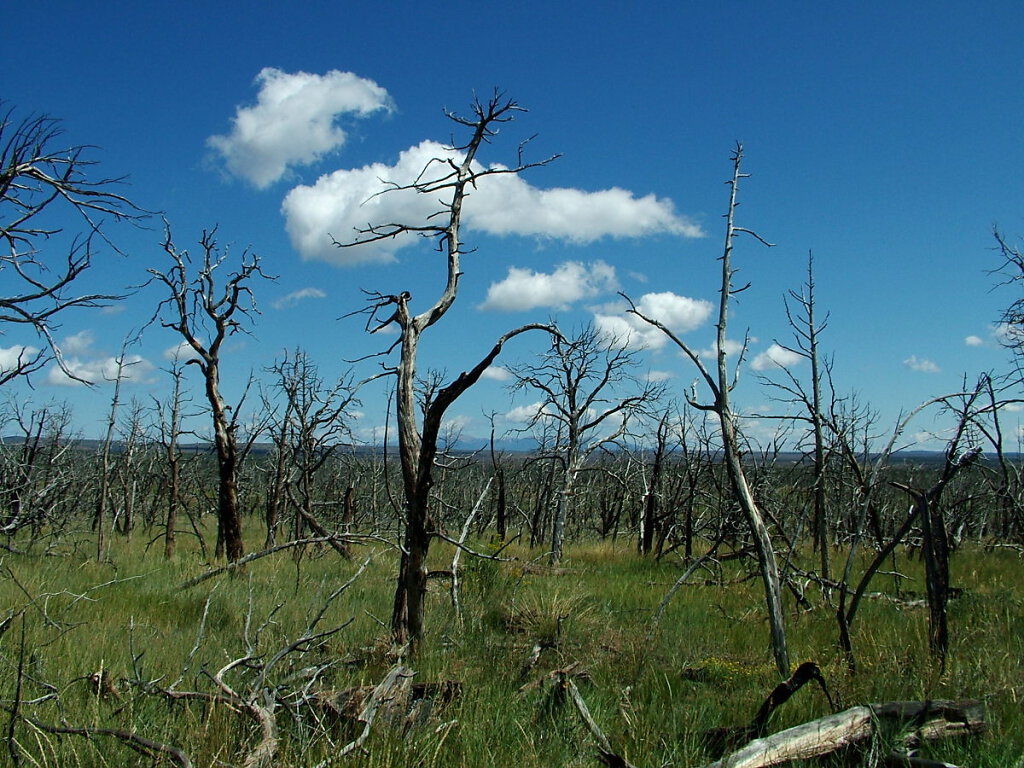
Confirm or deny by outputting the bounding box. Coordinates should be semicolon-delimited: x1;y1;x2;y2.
147;225;273;562
336;92;559;649
625;144;790;678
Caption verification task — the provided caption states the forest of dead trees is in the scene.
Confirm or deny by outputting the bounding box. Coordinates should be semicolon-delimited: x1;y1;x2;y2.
3;94;1024;765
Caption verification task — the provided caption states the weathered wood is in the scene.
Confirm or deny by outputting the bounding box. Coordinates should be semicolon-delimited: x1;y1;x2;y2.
704;661;835;756
336;665;414;758
703;700;984;768
560;673;638;768
704;706;874;768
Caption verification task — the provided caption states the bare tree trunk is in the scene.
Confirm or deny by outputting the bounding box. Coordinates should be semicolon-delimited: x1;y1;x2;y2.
207;363;244;562
627;145;789;677
94;342;132;562
640;413;669;556
148;226;270;563
337;94;558;649
159;364;185;560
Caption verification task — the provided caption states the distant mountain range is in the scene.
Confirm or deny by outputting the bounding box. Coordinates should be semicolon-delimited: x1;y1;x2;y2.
2;435;1015;465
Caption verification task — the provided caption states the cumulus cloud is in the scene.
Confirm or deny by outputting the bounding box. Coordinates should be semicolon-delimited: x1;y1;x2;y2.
208;68;393;189
282;140;703;265
504;401;550;424
272;287;327;310
965;335;984;347
469;176;703;242
481;365;513;382
903;355;940;373
479;260;618;312
752;343;803;371
61;330;95;356
47;354;155;387
594;292;713;350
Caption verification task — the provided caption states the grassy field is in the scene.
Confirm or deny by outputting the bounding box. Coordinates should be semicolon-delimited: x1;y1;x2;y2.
0;531;1020;767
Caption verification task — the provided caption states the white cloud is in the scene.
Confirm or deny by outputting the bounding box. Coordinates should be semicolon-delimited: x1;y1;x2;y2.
479;260;618;312
752;343;803;371
645;370;674;382
61;330;95;356
628;271;649;284
47;354;155;387
272;287;327;310
469;176;704;242
965;335;984;347
481;365;513;382
903;355;940;373
163;341;201;363
0;345;40;373
441;413;472;434
354;423;388;444
208;67;393;189
594;292;713;350
697;338;747;360
504;401;549;423
282;139;702;265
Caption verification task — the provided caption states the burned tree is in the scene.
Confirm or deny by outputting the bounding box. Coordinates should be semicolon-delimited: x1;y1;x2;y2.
510;324;662;563
0;104;143;384
626;145;790;678
147;225;272;562
756;254;837;583
264;348;358;552
338;92;557;648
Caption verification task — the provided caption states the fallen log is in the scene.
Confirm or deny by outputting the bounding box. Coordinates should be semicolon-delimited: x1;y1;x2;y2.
702;699;983;768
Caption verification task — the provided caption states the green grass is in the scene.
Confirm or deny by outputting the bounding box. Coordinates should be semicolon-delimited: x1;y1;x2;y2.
0;531;1020;766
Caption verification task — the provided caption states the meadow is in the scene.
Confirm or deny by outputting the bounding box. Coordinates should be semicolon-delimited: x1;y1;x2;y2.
0;522;1019;768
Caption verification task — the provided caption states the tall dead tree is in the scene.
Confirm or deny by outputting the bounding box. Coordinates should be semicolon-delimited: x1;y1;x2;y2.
0;104;143;384
626;145;791;678
757;253;836;582
147;225;271;562
337;92;557;648
93;339;135;562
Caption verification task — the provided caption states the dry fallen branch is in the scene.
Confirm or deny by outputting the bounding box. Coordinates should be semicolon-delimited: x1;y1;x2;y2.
177;536;390;590
23;717;192;768
329;664;414;762
560;673;638;768
702;699;984;768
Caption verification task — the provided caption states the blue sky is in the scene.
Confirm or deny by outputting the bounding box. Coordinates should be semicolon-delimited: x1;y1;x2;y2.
3;1;1024;448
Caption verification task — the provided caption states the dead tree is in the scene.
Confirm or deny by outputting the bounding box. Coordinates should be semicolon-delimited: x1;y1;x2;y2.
511;324;662;563
626;144;791;678
756;253;837;583
264;348;358;554
152;360;196;559
147;225;272;562
93;340;135;562
832;385;981;671
993;228;1024;367
0;104;143;384
890;384;984;670
336;92;558;649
